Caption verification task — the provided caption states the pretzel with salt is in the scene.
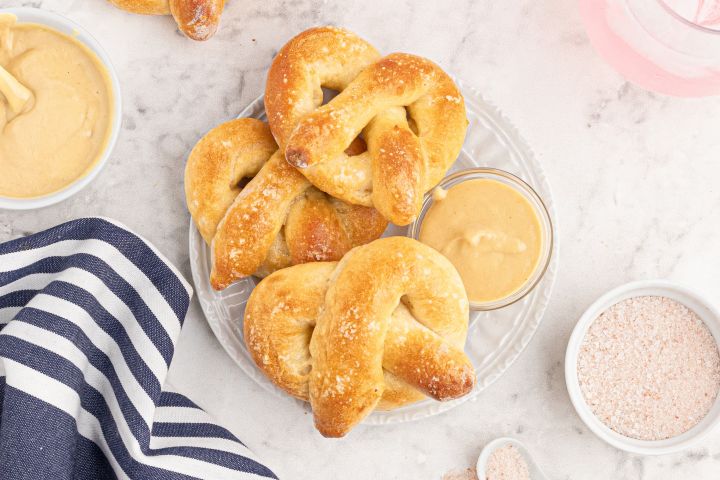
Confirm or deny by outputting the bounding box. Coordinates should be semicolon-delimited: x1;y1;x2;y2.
108;0;225;41
266;27;468;225
244;236;475;437
185;119;387;290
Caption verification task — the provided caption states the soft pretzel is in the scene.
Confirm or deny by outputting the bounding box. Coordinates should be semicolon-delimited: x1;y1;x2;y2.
266;27;468;226
265;26;381;149
244;237;476;437
107;0;225;40
185;118;387;289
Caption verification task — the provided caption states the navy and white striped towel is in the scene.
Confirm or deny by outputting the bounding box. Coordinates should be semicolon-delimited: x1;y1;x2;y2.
0;218;277;480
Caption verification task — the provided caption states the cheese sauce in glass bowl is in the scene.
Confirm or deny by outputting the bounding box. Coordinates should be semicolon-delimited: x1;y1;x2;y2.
410;168;553;311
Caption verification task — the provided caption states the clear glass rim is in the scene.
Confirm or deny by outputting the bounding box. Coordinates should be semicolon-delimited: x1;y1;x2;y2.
656;0;720;35
409;167;554;311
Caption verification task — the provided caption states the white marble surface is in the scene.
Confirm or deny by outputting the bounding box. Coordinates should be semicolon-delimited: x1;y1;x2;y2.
3;0;720;478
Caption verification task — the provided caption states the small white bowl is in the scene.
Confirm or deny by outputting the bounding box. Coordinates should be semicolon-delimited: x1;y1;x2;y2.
476;437;547;479
0;7;122;210
565;280;720;455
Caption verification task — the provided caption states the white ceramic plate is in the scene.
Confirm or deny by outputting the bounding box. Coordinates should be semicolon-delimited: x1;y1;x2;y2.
189;81;559;425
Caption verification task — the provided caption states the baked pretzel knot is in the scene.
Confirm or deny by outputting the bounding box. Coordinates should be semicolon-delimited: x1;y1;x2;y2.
245;237;476;437
185;118;387;289
107;0;225;40
266;27;468;226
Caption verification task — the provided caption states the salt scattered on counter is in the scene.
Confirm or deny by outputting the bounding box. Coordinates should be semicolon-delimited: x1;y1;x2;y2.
578;296;720;441
485;444;529;480
442;468;478;480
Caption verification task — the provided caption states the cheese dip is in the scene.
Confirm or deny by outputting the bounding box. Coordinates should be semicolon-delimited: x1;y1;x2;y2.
0;14;114;199
419;178;543;305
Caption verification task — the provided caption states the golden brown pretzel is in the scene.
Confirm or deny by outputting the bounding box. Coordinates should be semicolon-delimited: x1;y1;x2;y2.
266;27;468;226
265;26;381;149
244;237;476;437
185;118;387;289
107;0;225;41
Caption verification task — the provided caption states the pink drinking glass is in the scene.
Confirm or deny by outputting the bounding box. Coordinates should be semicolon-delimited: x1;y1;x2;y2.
579;0;720;97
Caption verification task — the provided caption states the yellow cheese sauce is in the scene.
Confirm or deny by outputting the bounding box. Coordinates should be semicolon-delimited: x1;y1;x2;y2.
0;14;114;199
419;179;543;304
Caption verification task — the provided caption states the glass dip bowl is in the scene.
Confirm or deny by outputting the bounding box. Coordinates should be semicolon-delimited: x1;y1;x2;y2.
409;168;554;311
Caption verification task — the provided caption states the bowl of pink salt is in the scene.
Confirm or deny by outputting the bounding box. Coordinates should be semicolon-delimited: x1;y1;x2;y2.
565;280;720;455
475;437;546;480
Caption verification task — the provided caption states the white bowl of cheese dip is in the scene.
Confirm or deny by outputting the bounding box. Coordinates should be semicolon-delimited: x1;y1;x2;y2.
0;7;122;210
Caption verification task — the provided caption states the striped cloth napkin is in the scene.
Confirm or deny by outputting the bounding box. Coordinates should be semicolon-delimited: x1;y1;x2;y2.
0;218;277;480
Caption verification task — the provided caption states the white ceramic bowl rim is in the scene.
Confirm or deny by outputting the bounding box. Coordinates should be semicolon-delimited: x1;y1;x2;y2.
0;7;122;210
565;280;720;455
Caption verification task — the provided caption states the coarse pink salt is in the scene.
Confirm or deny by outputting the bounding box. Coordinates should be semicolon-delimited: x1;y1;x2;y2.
578;296;720;441
441;468;478;480
485;444;529;480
